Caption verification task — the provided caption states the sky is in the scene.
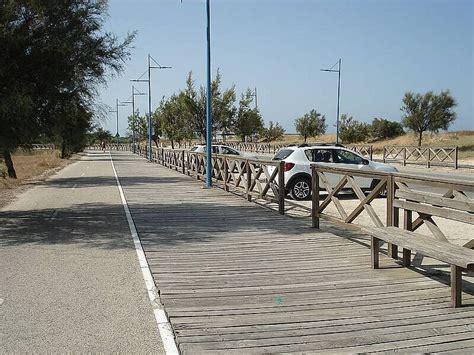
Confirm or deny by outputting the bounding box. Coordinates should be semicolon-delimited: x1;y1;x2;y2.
98;0;473;136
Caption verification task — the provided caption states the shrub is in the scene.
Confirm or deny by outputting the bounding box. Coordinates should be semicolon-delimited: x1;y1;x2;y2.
371;118;404;140
339;114;370;144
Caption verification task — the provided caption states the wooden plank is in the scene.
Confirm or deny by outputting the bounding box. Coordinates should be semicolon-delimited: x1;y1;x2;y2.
393;199;474;225
395;189;474;212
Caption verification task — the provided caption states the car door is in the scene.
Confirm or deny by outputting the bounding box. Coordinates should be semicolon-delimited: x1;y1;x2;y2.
306;148;342;188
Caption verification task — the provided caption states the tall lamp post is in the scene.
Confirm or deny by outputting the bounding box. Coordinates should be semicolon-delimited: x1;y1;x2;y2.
180;0;213;188
321;58;342;144
132;54;171;162
121;86;146;153
109;99;128;148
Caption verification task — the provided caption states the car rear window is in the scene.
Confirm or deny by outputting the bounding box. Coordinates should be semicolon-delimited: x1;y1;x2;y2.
273;149;294;160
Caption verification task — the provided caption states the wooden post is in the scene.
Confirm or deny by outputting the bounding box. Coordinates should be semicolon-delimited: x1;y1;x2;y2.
403;148;407;166
386;174;398;259
278;160;285;215
223;157;229;192
427;148;431;168
451;265;462;308
402;249;411;267
246;161;251;202
383;146;386;163
369;145;373;161
311;165;320;228
371;237;380;269
182;150;185;175
454;146;459;169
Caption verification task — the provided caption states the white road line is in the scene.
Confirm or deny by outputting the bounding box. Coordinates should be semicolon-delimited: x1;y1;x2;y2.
109;152;179;355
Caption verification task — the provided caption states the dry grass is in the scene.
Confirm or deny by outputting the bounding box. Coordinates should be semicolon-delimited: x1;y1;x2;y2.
0;150;72;209
0;150;66;189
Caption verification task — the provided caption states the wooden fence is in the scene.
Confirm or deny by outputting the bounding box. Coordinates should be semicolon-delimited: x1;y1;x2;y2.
383;146;459;169
87;143;132;151
136;145;286;214
311;164;474;251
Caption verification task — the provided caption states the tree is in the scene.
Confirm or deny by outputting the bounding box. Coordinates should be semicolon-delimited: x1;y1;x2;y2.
339;114;370;144
233;89;264;142
401;90;456;146
294;109;327;142
88;126;113;145
155;93;194;149
128;114;148;142
370;118;404;140
183;70;236;142
0;0;134;177
262;121;285;142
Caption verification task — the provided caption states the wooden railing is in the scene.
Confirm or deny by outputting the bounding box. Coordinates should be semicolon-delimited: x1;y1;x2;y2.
87;143;132;151
383;146;459;169
311;164;474;253
31;144;55;150
135;145;286;214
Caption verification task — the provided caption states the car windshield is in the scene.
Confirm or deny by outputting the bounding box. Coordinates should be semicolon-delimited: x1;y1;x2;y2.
273;149;294;160
190;146;200;152
333;149;365;164
221;146;239;155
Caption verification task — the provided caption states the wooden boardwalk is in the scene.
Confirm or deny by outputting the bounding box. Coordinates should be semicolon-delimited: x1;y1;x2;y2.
111;151;474;354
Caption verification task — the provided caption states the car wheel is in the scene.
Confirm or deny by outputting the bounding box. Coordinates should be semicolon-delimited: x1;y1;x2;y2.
290;177;311;201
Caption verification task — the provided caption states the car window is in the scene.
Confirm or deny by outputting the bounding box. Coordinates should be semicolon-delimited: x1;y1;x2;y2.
221;146;239;155
305;149;335;163
333;149;365;164
190;146;199;152
273;149;294;160
212;146;219;153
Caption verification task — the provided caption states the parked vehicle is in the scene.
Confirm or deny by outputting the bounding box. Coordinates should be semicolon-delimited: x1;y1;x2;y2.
190;144;258;160
270;144;397;200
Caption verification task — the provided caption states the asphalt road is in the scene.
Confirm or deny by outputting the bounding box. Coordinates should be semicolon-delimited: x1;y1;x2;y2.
0;152;164;353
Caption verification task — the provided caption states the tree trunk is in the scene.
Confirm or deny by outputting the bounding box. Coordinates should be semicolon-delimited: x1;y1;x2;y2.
171;140;175;149
417;131;423;146
2;150;17;178
304;135;307;143
61;141;67;159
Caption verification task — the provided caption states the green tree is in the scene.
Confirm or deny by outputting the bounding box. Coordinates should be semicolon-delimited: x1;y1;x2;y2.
155;93;194;148
401;90;457;146
262;121;285;142
233;89;264;142
183;70;236;142
370;118;404;140
294;109;327;142
0;0;134;177
339;114;370;144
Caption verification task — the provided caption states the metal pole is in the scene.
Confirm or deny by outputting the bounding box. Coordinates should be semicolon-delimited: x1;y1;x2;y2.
205;0;212;188
132;86;136;153
116;98;119;147
147;54;152;162
336;58;341;145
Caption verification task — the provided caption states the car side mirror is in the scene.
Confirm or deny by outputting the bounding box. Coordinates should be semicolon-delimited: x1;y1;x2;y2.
363;159;369;165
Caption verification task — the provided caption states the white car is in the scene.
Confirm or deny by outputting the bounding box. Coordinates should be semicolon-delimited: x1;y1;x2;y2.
190;144;257;160
271;144;398;200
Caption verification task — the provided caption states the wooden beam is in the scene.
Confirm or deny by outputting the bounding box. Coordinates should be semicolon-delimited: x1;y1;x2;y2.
451;265;462;308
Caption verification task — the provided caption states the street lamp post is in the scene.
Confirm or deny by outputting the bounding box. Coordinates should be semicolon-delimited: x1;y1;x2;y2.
321;58;342;144
180;0;213;187
122;86;146;154
131;54;171;162
109;99;128;148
